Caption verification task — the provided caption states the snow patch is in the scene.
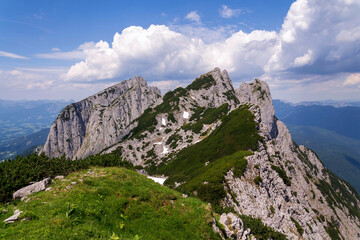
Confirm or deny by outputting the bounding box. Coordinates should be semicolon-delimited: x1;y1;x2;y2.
183;111;189;119
162;118;166;126
162;146;169;154
147;176;167;185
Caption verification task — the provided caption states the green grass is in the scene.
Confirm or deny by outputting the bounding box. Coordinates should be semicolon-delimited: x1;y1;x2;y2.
0;167;219;240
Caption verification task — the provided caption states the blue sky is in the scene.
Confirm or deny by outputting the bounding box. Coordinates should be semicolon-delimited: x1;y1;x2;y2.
1;0;360;102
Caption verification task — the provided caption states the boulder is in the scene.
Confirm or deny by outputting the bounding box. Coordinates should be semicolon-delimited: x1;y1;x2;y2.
13;178;51;200
4;209;23;223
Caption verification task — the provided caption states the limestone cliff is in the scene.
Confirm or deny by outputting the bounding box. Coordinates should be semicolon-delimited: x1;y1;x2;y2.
42;77;162;159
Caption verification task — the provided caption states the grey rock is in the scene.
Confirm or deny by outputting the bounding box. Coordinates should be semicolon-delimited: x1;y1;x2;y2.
13;178;51;200
104;67;240;165
219;212;244;239
236;79;277;140
4;209;23;223
42;76;162;159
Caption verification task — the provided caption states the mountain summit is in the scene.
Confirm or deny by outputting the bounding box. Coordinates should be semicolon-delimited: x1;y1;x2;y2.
41;68;360;239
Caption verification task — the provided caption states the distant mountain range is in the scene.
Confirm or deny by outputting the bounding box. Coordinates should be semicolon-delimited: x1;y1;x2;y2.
0;99;71;160
273;99;360;193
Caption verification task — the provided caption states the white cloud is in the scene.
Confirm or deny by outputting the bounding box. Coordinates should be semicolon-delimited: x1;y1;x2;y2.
36;51;85;60
344;73;360;86
36;43;91;60
65;25;277;82
293;49;313;67
219;5;242;18
265;0;360;75
185;11;201;23
0;50;29;59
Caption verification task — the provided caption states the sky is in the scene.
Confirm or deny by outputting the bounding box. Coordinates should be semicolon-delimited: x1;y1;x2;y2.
1;0;360;102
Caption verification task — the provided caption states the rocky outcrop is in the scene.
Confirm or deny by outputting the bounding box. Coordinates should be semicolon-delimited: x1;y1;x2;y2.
3;209;23;223
13;178;51;200
227;80;360;239
236;79;277;140
104;67;240;165
42;77;162;159
219;213;255;240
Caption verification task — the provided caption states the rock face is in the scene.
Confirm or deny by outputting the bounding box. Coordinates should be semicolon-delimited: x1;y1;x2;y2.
13;178;51;200
104;67;240;165
227;79;360;239
42;77;162;159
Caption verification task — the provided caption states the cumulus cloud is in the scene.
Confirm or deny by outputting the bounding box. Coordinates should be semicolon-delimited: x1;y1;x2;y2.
0;50;29;59
65;25;277;82
219;5;242;18
185;11;201;23
265;0;360;76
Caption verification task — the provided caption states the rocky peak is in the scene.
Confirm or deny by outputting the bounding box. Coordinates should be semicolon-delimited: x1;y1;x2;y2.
42;76;162;160
236;79;277;140
186;67;239;109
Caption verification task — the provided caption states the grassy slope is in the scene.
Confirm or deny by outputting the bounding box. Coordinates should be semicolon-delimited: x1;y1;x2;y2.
0;167;218;240
288;125;360;193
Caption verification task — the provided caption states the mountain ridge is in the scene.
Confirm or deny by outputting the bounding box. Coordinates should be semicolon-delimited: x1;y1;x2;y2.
39;68;360;239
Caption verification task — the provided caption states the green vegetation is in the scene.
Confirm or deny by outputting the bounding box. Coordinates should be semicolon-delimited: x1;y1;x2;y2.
253;176;262;185
182;103;230;134
270;205;275;214
149;105;262;212
325;219;343;240
124;87;189;140
0;167;219;240
315;169;360;220
290;217;304;235
223;90;239;104
186;74;216;91
166;133;182;149
0;148;131;203
271;165;291;186
179;151;249;213
239;214;287;240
